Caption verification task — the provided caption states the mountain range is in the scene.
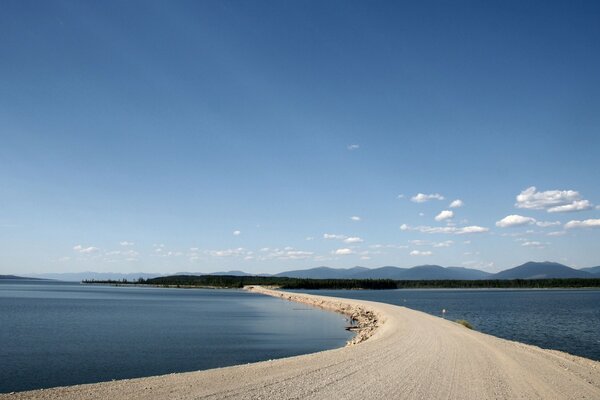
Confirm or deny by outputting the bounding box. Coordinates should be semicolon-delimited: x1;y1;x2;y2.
275;262;600;280
20;262;600;281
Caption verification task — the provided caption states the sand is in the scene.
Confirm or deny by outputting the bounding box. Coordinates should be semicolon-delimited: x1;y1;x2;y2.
3;287;599;399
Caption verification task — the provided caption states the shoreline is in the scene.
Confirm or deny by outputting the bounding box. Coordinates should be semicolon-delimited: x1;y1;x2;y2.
3;288;600;399
245;286;383;345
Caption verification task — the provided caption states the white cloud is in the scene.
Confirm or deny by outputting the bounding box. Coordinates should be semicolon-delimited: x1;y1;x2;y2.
547;200;593;213
256;247;315;260
515;186;593;213
120;241;134;247
411;193;445;203
73;245;99;254
410;250;432;256
522;241;546;249
305;236;314;241
495;215;536;228
207;247;247;257
323;233;346;240
233;230;241;236
564;219;600;229
434;210;454;222
401;224;488;235
458;226;489;234
397;194;405;199
347;144;360;151
535;221;561;228
334;248;354;255
449;199;464;208
547;231;566;236
344;236;364;243
350;216;361;221
433;240;454;248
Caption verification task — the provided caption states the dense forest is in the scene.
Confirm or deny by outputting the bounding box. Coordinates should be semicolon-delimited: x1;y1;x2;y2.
82;275;600;289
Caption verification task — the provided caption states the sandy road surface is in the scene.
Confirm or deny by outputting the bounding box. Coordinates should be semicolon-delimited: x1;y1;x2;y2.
4;287;599;400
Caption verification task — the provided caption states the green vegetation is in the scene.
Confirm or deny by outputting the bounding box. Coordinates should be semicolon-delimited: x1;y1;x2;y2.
455;319;474;329
82;275;600;290
83;275;398;290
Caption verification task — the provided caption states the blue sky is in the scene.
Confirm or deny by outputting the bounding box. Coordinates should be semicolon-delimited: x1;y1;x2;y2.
1;0;599;274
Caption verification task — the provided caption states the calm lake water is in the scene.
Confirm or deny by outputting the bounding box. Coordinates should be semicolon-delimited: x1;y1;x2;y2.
0;281;351;393
298;288;600;361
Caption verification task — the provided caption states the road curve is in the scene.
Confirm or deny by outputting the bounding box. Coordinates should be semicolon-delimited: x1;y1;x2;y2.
4;288;599;400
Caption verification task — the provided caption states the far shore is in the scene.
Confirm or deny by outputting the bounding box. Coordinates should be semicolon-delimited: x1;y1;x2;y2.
4;286;599;400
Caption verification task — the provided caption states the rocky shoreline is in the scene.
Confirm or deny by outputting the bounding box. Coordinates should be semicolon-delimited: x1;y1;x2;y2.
245;286;383;345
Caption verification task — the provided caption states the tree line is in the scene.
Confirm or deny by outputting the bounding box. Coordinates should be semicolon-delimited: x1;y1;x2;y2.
82;275;600;289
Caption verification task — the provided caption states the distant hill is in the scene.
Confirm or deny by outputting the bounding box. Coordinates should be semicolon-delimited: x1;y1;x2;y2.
446;267;493;280
351;266;407;279
174;270;258;277
275;266;369;279
0;275;45;280
26;272;162;282
207;270;257;276
276;265;491;280
351;265;491;280
581;266;600;275
17;261;599;283
491;262;593;280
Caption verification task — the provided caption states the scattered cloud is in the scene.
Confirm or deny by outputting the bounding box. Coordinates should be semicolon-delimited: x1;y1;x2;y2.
495;215;536;228
207;247;247;257
334;248;354;255
449;199;464;208
564;219;600;229
73;245;99;254
522;241;546;249
515;186;593;213
120;241;134;247
547;231;566;236
434;210;454;222
323;233;346;240
535;221;560;228
410;250;432;256
411;193;445;203
433;240;454;248
233;230;241;236
262;248;314;260
344;236;364;243
305;236;314;241
350;216;361;221
347;144;360;151
401;223;488;235
397;194;405;199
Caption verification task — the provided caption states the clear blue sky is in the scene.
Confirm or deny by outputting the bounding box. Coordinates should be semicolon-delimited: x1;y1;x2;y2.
1;0;599;274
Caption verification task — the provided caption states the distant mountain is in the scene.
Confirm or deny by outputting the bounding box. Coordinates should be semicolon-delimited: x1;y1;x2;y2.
207;270;257;276
275;266;369;279
581;266;600;275
173;270;258;277
276;265;491;280
351;265;490;280
446;267;493;280
0;275;45;280
17;261;598;283
491;262;593;280
26;272;162;282
350;266;405;279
